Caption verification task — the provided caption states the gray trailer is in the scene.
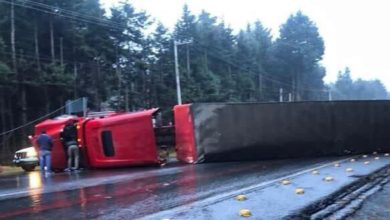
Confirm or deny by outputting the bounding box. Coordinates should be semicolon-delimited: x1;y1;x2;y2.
174;101;390;163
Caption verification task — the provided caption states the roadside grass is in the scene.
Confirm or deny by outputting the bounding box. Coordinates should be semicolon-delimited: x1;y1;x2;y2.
0;165;22;176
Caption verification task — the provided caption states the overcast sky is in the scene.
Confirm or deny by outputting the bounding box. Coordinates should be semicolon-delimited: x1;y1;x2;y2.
101;0;390;89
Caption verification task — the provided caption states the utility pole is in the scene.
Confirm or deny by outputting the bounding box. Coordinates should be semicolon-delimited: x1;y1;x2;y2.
60;37;64;69
34;22;41;72
186;44;191;77
73;62;78;98
50;19;55;64
174;39;192;105
328;89;332;101
279;88;284;102
259;73;263;101
10;0;17;73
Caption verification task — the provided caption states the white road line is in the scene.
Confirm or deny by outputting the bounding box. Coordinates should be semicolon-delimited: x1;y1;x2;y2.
139;156;356;220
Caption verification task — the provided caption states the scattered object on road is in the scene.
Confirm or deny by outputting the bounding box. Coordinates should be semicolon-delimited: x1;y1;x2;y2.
350;158;356;162
312;170;320;175
346;168;353;172
323;176;334;182
364;161;370;165
374;157;380;160
281;179;291;185
362;155;368;158
334;163;340;167
235;195;248;201
239;209;252;217
295;188;305;195
385;153;389;157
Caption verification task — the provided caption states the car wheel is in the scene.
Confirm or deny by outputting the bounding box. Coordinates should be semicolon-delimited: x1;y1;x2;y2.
21;165;36;172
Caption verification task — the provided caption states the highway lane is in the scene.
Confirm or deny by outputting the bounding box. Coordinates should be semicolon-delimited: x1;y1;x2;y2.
159;155;389;220
0;157;339;219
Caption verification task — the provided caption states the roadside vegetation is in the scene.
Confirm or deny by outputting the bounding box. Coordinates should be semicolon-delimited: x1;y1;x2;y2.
0;0;387;160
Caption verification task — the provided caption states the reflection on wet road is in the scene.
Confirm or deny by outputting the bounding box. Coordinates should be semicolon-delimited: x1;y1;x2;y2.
0;157;341;219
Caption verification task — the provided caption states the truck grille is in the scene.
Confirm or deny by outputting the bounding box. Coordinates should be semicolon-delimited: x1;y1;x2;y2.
16;152;27;158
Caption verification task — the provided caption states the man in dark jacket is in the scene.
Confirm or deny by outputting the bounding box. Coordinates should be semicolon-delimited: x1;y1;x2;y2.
60;121;79;171
37;130;53;173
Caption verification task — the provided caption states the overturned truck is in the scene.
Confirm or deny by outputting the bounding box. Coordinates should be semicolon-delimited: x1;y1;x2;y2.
31;100;390;170
33;109;175;170
174;101;390;163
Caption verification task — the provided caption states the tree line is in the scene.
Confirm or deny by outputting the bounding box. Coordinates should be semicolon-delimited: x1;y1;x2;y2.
331;68;387;100
0;0;387;159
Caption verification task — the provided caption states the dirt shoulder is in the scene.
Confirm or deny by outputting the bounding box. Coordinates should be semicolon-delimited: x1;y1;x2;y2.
347;181;390;220
0;166;22;176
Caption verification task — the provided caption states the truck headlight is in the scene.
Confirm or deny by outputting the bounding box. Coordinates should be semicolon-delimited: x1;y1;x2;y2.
26;148;38;157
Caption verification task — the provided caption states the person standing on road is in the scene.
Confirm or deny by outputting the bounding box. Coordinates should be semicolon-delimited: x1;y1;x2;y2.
37;130;53;173
60;121;79;171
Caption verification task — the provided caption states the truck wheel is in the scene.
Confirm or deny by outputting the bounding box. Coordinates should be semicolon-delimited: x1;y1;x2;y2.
21;165;36;172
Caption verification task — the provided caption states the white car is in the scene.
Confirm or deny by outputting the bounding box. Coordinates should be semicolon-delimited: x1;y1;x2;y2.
13;147;39;172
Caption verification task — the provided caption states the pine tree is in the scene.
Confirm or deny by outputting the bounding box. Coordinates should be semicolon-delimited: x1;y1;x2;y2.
333;67;353;99
332;67;388;100
274;11;325;101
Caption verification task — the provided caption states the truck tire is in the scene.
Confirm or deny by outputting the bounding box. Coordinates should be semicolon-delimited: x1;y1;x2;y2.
21;165;36;172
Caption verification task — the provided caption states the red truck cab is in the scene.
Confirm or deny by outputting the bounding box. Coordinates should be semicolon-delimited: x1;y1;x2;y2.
33;109;167;171
79;109;161;168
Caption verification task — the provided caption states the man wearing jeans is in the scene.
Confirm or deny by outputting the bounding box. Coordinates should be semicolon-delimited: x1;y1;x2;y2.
60;121;79;171
37;130;53;173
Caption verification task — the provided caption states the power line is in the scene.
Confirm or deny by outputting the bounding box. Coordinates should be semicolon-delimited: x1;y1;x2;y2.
25;0;121;24
173;44;284;100
192;43;327;93
0;0;131;31
24;0;129;28
0;98;81;137
190;38;327;93
0;50;115;70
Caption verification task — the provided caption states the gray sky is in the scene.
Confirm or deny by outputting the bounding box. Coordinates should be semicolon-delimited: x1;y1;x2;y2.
101;0;390;89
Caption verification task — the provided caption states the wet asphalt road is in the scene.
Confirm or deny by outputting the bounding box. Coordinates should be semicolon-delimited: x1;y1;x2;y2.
0;157;340;219
348;181;390;220
150;155;390;220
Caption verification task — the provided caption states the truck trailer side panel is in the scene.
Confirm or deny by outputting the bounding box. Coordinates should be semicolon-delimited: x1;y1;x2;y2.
175;101;390;163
